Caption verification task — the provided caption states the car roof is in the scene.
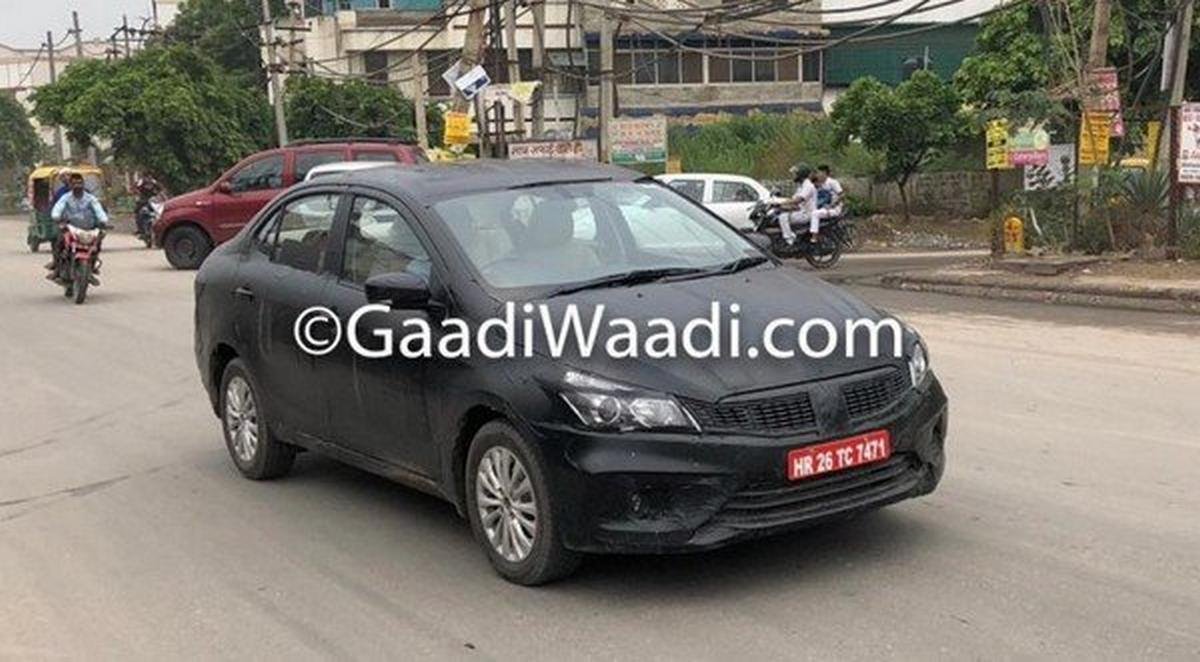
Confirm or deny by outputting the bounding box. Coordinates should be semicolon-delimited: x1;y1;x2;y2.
312;158;642;205
305;161;391;179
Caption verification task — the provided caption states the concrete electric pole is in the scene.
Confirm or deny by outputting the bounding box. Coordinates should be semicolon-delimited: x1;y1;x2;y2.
413;52;429;149
504;0;524;137
261;0;290;146
454;0;491;114
45;31;65;161
598;8;614;162
530;0;546;137
1164;0;1195;256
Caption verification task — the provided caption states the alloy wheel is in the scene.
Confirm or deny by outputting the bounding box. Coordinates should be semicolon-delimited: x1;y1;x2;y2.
475;446;538;562
224;376;260;464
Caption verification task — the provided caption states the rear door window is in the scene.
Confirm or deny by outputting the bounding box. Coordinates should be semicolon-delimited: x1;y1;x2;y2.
230;155;285;193
711;180;759;203
353;151;399;162
294;151;344;181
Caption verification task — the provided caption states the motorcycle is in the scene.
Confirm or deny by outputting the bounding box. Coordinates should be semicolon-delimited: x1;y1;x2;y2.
747;199;849;269
134;196;163;248
54;224;105;304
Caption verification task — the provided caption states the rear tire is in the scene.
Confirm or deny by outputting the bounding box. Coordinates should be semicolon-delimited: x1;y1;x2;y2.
219;358;296;480
28;238;40;253
465;421;581;585
164;225;213;270
805;236;842;269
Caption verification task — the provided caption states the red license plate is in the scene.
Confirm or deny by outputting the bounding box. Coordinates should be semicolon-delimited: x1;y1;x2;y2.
787;429;892;481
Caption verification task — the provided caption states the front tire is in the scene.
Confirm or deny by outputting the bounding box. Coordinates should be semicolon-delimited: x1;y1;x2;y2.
466;421;581;585
219;358;296;480
163;225;213;270
805;235;843;269
72;263;90;304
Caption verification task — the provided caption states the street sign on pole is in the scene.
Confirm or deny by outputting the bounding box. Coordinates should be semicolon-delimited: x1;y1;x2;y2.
610;116;668;165
443;111;472;146
1078;112;1112;166
1176;102;1200;184
986;119;1011;170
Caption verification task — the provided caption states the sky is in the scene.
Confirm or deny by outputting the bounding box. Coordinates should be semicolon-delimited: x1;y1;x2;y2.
2;0;163;50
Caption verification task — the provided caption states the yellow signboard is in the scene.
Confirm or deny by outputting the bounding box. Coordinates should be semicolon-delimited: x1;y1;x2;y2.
443;111;472;146
1078;112;1112;166
986;119;1011;170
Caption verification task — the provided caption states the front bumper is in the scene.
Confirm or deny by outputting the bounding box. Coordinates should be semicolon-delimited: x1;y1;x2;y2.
531;376;948;554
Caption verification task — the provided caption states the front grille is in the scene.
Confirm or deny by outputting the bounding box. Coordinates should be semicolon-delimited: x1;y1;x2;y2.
682;392;817;434
842;367;909;419
709;454;923;531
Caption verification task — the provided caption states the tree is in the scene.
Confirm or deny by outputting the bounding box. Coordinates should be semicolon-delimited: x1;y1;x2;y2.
285;75;444;147
953;3;1051;108
32;45;272;192
0;94;42;171
831;71;966;221
160;0;287;89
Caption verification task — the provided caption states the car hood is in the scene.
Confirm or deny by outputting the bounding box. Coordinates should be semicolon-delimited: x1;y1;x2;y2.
501;266;906;402
162;186;212;212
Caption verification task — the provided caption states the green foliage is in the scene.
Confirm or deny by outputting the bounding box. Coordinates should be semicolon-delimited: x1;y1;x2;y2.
953;3;1050;108
1182;207;1200;260
161;0;287;88
285;76;444;147
667;113;879;181
830;71;966;218
0;94;43;170
31;45;273;192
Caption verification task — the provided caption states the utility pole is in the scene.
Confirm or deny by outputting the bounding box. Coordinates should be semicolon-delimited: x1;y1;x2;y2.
152;0;160;30
530;0;546;137
413;51;428;149
1086;0;1112;70
261;0;289;146
1164;0;1195;258
504;0;524;137
45;31;65;161
123;15;132;57
598;8;614;162
454;0;490;114
71;11;84;58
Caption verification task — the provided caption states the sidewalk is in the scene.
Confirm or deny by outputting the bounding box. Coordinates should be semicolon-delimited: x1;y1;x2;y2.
879;257;1200;315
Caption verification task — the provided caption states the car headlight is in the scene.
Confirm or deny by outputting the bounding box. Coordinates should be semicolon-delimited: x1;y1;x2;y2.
908;340;930;387
557;370;696;432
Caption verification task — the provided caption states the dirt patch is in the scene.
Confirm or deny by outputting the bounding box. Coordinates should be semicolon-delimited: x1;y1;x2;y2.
855;214;990;252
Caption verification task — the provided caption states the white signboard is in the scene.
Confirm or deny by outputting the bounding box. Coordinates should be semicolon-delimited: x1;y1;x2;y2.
441;60;491;100
610;116;668;165
1178;103;1200;185
508;139;598;161
1024;143;1076;190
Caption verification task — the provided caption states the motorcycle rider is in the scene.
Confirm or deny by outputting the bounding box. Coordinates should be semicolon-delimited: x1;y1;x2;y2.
47;172;111;283
778;163;818;245
812;164;844;224
132;173;162;238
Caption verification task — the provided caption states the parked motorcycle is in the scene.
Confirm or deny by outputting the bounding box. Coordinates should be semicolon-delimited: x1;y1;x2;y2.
747;200;848;269
134;198;162;248
54;225;105;304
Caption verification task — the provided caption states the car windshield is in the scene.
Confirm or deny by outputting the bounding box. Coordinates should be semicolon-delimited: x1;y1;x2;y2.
432;180;763;291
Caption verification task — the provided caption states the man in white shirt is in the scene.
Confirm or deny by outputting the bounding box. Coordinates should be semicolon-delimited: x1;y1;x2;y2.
778;164;817;245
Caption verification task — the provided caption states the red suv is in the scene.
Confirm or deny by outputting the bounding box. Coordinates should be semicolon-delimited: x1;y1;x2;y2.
154;139;426;269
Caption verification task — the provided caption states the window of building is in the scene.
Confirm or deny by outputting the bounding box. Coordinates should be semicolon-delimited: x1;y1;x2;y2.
802;50;822;82
364;50;389;84
681;52;703;83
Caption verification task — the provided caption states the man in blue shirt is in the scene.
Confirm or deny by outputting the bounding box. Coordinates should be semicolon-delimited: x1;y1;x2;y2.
47;172;111;280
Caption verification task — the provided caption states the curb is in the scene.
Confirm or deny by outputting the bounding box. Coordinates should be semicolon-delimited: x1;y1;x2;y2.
879;273;1200;315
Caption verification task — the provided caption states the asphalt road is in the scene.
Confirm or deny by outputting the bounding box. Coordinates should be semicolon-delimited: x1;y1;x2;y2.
2;218;1198;660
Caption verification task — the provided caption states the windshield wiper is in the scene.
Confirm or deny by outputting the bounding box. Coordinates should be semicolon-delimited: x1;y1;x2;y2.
543;267;709;297
662;255;771;282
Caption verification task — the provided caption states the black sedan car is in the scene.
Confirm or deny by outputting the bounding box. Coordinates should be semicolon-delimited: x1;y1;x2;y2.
194;160;948;584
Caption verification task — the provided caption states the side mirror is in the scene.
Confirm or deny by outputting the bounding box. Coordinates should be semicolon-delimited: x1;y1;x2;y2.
217;181;233;194
746;232;773;251
364;272;431;309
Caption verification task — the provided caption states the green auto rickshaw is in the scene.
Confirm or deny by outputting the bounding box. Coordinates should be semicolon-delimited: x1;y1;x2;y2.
26;165;105;253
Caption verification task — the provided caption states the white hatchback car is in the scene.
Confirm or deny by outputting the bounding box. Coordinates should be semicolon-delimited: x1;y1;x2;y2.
656;173;776;230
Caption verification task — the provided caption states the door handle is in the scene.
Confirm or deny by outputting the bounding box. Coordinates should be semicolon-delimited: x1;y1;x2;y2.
233;285;255;300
